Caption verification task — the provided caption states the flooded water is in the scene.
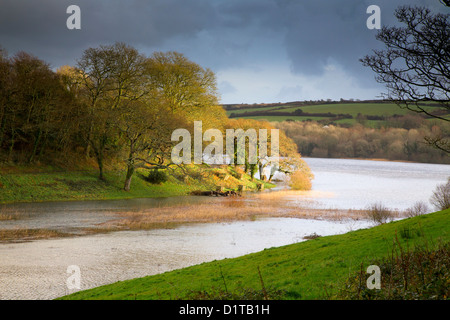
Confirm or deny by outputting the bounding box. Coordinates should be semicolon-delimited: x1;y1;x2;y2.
0;218;371;300
0;158;448;300
0;196;219;232
276;158;450;211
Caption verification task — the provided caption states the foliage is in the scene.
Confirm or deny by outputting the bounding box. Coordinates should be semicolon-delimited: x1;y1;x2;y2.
336;240;450;300
224;118;312;184
404;201;430;218
288;169;312;191
430;177;450;210
275;121;450;164
0;52;80;163
146;51;219;116
145;169;168;185
0;43;245;192
366;202;394;225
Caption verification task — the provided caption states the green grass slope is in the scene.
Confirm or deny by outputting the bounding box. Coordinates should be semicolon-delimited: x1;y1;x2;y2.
0;166;274;204
59;208;450;300
0;170;194;204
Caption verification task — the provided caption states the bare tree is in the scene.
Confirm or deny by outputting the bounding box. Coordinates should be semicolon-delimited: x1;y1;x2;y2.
361;6;449;153
430;177;450;210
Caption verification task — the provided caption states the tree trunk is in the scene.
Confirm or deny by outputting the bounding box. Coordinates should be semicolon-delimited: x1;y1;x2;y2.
93;147;105;181
258;163;265;181
85;143;91;159
8;130;15;162
123;164;135;191
0;110;6;148
28;128;42;163
98;158;104;180
92;133;108;181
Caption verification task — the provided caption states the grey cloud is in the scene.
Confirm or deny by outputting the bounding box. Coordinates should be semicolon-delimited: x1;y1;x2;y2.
0;0;447;101
210;0;447;84
276;85;303;101
218;81;237;95
0;0;217;67
276;0;448;83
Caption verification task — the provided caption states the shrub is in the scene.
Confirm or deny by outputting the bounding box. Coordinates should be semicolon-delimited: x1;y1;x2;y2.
288;170;312;191
335;240;450;300
303;232;321;240
181;266;286;300
430;177;450;210
365;202;393;225
399;225;424;240
404;201;430;218
183;285;286;300
145;169;168;184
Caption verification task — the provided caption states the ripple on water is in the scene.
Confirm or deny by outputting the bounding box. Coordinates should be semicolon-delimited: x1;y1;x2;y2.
0;217;373;300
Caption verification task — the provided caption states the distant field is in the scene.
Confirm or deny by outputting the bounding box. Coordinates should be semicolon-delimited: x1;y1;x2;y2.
280;103;410;116
227;106;282;115
225;101;447;125
236;115;328;122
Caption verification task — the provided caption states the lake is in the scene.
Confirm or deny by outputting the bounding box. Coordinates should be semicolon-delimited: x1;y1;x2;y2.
295;157;449;211
0;158;448;299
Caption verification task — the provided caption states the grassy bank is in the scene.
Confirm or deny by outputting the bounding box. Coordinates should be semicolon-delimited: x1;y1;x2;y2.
0;165;275;204
59;208;450;300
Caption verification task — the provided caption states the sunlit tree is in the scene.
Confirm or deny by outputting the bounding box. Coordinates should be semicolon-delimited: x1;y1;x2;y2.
76;42;147;180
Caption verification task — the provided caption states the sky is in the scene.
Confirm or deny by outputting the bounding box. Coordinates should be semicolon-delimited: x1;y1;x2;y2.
0;0;448;104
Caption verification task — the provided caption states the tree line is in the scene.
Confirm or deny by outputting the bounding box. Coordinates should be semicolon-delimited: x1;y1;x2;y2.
0;43;308;191
229;108;354;121
275;120;450;164
0;43;227;190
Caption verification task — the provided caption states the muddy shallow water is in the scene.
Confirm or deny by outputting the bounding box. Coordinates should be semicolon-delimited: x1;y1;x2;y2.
0;217;372;300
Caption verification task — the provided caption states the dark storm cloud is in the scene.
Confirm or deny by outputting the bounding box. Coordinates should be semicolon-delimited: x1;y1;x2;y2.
0;0;448;101
207;0;447;84
274;0;448;84
0;0;217;67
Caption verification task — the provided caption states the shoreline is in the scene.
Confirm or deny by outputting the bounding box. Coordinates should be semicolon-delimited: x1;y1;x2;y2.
0;165;275;206
302;156;450;165
2;156;448;206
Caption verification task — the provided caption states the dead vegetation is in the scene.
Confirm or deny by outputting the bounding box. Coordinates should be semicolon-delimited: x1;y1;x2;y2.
0;190;415;242
92;195;371;233
0;228;69;242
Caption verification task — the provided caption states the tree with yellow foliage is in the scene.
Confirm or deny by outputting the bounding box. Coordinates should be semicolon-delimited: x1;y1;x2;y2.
225;118;313;187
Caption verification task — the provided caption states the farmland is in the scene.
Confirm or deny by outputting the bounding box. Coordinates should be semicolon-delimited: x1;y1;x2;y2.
224;100;448;127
